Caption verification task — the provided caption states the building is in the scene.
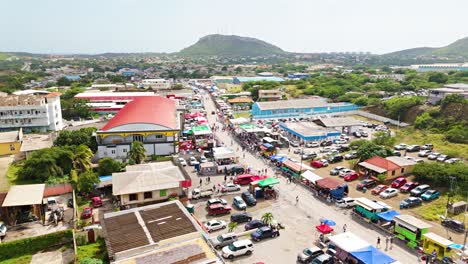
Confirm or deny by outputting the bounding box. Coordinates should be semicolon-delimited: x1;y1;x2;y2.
314;117;362;134
258;89;283;101
0;92;63;132
411;63;468;72
427;83;468;104
90;84;126;90
0;129;22;156
369;74;406;82
102;200;222;263
251;98;359;119
210;76;234;85
233;76;284;84
112;162;191;207
19;133;54;159
139;79;171;89
358;156;416;179
74;91;156;113
287;72;310;79
257;72;274;77
96;96;181;160
279;122;340;143
1;184;46;225
227;97;253;110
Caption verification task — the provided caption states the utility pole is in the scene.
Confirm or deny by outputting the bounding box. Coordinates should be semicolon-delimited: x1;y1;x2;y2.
446;176;456;217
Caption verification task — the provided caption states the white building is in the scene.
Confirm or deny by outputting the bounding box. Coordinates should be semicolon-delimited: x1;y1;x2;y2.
0;92;63;132
139;79;171;89
74;91;156;113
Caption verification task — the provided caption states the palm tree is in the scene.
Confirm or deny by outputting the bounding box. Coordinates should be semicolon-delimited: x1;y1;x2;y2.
261;212;274;226
228;222;238;232
73;145;93;172
129;141;146;164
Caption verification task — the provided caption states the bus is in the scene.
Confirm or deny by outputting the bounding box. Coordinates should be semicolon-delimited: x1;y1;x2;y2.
233;174;267;185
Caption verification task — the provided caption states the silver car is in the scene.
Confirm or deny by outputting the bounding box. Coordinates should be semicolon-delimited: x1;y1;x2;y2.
210;232;238;249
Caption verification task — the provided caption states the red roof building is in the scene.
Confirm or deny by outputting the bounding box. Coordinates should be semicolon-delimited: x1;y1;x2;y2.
365;156;400;171
358;156;413;180
43;184;73;197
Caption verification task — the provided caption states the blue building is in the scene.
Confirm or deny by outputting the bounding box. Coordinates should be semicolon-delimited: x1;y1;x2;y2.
233;76;284;84
251;98;359;119
279;122;341;142
64;75;81;81
121;71;136;77
287;72;310;79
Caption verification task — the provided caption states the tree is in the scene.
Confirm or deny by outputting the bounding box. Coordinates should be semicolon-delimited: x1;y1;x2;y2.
54;127;97;152
18;147;74;182
73;145;93;172
428;72;448;84
445;125;468;144
414;112;434;130
356;141;392;162
77;171;99;194
70;169;78;188
352;96;368;106
261;212;274;226
372;131;396;147
228;222;238;232
128;141;146;164
235;67;242;74
98;157;123;176
57;77;72;86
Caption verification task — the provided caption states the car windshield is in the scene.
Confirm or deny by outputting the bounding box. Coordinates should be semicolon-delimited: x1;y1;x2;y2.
217;235;224;242
0;223;5;230
426;191;434;194
304;249;312;255
228;244;237;251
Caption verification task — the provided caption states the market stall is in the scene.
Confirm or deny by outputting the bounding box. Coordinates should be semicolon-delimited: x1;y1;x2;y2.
198;162;218;176
393;214;432;249
281;160;305;178
422;232;455;261
353;197;390;223
212;147;239;165
328;232;371;262
249;177;280;199
301;170;323;187
349;245;396;264
259;143;276;157
315;178;347;200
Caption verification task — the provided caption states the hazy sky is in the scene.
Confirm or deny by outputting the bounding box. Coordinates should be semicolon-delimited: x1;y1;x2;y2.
1;0;467;54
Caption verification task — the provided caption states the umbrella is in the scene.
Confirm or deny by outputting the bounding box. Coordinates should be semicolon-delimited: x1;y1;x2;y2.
323;219;336;226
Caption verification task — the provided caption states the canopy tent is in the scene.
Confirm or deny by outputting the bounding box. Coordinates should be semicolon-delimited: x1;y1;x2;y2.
350;246;395;264
377;210;401;222
315;178;341;190
329;232;370;253
301;170;323;184
262;143;274;149
239;123;256;130
184;112;205;119
316;224;334;234
191;125;212;136
229;117;250;125
212;147;237;160
182;129;193;135
282;160;304;173
258;177;280;187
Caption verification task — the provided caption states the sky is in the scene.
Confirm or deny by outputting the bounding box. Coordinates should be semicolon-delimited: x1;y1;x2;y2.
1;0;468;55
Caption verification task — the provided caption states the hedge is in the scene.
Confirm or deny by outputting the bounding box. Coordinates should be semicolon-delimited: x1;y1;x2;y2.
0;229;73;261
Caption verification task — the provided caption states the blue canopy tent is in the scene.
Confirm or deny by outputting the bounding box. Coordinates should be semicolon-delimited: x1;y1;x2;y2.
377;210;401;222
262;143;274;149
350;246;395;264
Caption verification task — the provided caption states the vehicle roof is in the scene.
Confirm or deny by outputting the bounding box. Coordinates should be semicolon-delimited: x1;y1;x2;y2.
259;226;271;231
232;212;251;217
417;184;430;188
314;254;332;261
233;196;244;201
233;239;252;246
221;232;237;238
306;246;323;252
209;203;225;209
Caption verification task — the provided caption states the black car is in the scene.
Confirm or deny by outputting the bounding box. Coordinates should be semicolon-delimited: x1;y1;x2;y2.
327;155;343;163
393;151;402;157
406;145;420;152
230;212;253;223
245;220;267;230
441;219;465;233
336;145;350;152
229;166;245;175
241;192;257;206
356;179;377;190
320;140;333;147
251;226;280;241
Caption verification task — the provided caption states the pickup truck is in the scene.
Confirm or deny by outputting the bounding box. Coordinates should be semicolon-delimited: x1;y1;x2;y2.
191;188;213;199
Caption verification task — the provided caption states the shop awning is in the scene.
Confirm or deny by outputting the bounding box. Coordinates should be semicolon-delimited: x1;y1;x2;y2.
377;210;400;222
315;178;341;190
301;170;323;184
282;160;303;172
316;224;334;234
350;246;395;264
262;143;274;149
258;177;280;187
329;232;370;252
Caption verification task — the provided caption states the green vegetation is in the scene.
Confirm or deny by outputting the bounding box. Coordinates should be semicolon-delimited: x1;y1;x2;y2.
98;158;123;176
412;162;467;195
0;254;32;264
386;36;468;58
77;238;108;264
233;112;251;119
0;230;73;261
54;127;98;152
228;222;238;232
128;141;146;164
417;194;466;221
380;96;424;119
60;87;92;120
261;212;274;226
355;141;393;162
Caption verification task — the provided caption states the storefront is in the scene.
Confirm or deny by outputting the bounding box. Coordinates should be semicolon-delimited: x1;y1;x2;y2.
393;214;432;249
422;232;455;261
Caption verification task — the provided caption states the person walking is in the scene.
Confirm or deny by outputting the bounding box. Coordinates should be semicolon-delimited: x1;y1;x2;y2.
199;178;202;186
224;175;227;183
385;236;389;251
295;196;299;205
376;236;381;248
389;236;394;249
343;224;347;233
207;176;211;183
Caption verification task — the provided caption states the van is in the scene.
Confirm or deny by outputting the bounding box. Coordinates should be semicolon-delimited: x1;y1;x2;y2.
208;204;231;216
222;239;254;259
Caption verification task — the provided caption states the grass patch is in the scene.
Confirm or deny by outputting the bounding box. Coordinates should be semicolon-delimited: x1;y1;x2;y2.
0;53;9;61
77;238;108;263
417;194;466;222
0;254;32;264
6;162;40;185
394;127;468;159
233;112;251;119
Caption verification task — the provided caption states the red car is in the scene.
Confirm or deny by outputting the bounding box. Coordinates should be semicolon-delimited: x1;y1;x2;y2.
343;172;359;181
400;182;419;193
310;160;328;168
391;177;407;188
91;197;102;207
371;184;389;195
81;207;93;219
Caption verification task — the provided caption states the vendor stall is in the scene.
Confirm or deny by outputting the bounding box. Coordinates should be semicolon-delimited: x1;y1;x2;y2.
422;232;455;261
198;162;218;176
212;147;239;165
315;178;347;200
191;124;213;149
353;197;389;223
328;232;371;262
316;224;334;234
349;245;396;264
259;143;276;157
393;214;432;249
301;170;323;186
281;160;305;178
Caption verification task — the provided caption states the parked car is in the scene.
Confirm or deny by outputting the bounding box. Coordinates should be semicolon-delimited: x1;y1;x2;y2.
441;218;466;233
335;197;355;208
392;151;402;157
327;155;344;163
221;239;254;259
353;131;361;138
344;152;358;160
330;166;345;176
400;197;423;209
421;144;433;150
47;197;58;211
206;198;228;207
91;196;102;207
200;156;208;163
394;143;408;150
306;142;320;148
410;184;430;197
230;213;253;223
437;154;449;162
360;131;369;137
81;207;93;219
294;148;305;154
371;185;389;195
343;172;359;181
233;196;247;210
406;145;420;152
297;246;324;263
230;166;245;175
339;169;354;177
445;158;461;164
311;159;329;168
320;140;333;147
427;152;441;160
251;226;280;241
67;198;74;208
245;220;267;231
189;156;200;166
0;221;7;238
418;150;432;157
421;190;440;201
178;157;187;166
380;188;398;199
290;141;300;147
334;139;347;145
241;192;257;206
211;233;238;249
310;254;334;264
204;220;227;232
399;182;419;193
221;183;241;193
391;177;407;188
302;152;318;160
356;179;376;190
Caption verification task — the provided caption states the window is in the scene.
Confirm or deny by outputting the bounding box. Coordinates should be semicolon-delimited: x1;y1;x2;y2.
159;189;167;197
9;144;15;151
133;135;144;142
401;168;405;173
155;134;163;139
111;149;116;154
129;194;138;201
123;148;127;153
144;192;153;199
392;170;396;176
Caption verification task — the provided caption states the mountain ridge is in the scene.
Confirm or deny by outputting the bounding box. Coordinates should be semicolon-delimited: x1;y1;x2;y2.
384;37;468;57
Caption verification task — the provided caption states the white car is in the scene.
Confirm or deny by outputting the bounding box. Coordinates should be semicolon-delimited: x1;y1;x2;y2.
204;220;227;232
200;156;208;163
380;188;399;199
0;221;7;237
222;239;254;259
437;155;449;162
334;139;347;145
339;169;354;177
189;156;200;166
418;150;432;157
335;197;355;208
306;142;319;148
445;158;461;164
178;157;187;166
394;143;408;150
427;152;441;160
221;183;241;193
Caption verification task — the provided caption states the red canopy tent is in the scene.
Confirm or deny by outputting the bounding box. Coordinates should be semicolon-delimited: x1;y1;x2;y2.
315;224;334;234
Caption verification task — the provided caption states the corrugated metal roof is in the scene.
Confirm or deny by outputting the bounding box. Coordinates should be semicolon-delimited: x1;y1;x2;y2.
2;184;45;206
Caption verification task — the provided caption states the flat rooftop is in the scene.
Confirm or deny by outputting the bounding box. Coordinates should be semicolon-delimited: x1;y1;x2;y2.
317;117;361;127
0;130;20;144
280;122;332;137
20;134;53;152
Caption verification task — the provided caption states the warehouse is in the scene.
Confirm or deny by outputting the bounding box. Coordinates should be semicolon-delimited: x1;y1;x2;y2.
279;122;341;143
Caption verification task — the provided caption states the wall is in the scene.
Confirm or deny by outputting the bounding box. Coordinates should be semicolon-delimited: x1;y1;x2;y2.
335;110;409;127
120;187;182;206
0;142;21;156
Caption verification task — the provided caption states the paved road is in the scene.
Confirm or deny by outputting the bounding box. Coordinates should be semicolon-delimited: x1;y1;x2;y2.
198;93;419;263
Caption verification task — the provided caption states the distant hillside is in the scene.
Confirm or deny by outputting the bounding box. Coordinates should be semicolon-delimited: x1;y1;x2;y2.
385;37;468;57
178;34;285;57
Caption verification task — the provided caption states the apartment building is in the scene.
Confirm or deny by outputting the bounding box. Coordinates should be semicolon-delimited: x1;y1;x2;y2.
258;89;283;101
0;92;63;132
139;79;171;89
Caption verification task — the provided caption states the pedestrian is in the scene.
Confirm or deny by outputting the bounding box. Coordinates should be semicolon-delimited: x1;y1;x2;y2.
288;148;291;153
224;175;227;182
390;236;393;249
385;236;389;250
212;186;216;192
295;196;299;205
377;236;381;248
243;152;245;159
199;178;202;186
207;176;211;183
431;249;437;262
343;224;347;233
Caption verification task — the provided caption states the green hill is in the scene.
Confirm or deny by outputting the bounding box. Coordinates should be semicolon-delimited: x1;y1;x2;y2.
385;37;468;57
178;34;285;57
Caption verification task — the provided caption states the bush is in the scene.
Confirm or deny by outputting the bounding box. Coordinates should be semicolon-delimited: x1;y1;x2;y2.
98;158;122;176
80;258;104;264
0;230;73;261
